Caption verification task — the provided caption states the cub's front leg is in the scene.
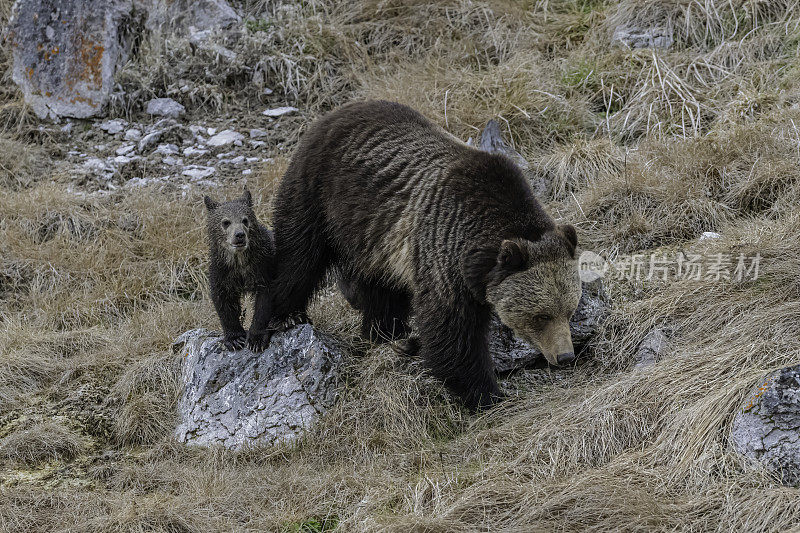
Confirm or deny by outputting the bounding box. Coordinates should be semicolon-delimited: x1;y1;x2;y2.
212;286;246;351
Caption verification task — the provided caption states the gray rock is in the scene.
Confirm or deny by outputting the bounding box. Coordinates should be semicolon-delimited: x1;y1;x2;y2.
263;106;298;117
115;144;135;156
731;365;800;486
634;328;668;369
612;25;673;50
181;165;215;180
477;119;548;198
173;325;343;449
490;279;611;372
144;0;241;35
146;97;185;118
7;0;141;120
207;129;244;147
98;119;126;135
249;128;268;138
124;128;142;141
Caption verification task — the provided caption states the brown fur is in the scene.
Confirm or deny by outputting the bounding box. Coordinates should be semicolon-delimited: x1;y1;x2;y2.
267;100;581;409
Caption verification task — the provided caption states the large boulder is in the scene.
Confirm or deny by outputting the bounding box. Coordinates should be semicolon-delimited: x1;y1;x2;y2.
491;279;610;373
173;325;343;449
731;364;800;486
6;0;142;120
144;0;241;35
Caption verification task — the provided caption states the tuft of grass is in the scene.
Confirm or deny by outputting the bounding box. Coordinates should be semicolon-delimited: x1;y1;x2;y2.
0;420;83;466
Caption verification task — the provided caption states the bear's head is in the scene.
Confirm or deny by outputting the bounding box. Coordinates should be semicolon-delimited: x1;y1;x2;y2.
465;225;581;366
204;189;257;259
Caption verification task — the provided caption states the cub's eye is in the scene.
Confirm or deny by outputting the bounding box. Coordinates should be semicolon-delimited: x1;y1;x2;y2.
532;314;552;322
242;218;249;226
222;220;231;229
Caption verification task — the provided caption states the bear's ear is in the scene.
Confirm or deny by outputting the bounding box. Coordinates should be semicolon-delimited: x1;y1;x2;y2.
242;188;253;207
497;239;529;271
204;195;218;211
559;224;578;257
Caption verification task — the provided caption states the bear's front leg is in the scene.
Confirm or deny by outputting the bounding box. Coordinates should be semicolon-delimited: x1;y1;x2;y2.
247;288;274;352
415;299;503;411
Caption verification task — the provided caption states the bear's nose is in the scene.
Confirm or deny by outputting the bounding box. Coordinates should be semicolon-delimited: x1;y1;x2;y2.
557;352;575;365
234;231;246;240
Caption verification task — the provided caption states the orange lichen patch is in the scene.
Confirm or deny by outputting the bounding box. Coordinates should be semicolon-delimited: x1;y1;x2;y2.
64;29;105;93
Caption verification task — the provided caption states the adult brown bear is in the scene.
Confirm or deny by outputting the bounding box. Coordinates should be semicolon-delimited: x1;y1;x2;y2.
267;100;581;410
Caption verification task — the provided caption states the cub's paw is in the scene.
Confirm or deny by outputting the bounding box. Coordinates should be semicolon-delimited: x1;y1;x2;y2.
222;331;247;351
247;329;273;352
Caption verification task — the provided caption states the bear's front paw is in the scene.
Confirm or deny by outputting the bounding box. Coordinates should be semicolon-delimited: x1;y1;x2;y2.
246;329;273;352
268;312;312;332
222;331;247;351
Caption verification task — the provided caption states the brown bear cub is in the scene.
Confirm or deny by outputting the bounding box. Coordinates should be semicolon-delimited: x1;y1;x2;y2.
266;100;581;411
204;189;275;352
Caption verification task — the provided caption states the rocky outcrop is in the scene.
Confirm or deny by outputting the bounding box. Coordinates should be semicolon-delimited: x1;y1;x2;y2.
173;325;343;449
731;364;800;487
490;279;610;373
6;0;143;120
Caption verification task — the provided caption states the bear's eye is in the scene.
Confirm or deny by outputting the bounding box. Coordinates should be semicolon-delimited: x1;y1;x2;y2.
222;219;231;229
242;218;249;227
532;314;551;322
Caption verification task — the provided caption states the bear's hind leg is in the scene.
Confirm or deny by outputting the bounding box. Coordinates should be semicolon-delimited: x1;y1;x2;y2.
349;278;412;343
271;215;333;327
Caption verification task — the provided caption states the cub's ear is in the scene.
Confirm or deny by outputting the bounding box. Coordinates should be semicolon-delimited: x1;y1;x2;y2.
204;195;218;211
559;224;578;257
242;188;253;207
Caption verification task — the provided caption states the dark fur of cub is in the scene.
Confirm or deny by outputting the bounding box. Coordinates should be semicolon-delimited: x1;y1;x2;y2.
204;189;275;352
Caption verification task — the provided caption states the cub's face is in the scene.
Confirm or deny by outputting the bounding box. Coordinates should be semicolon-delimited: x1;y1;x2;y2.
478;228;581;366
204;189;255;256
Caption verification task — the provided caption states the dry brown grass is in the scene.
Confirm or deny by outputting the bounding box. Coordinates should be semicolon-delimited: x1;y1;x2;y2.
1;0;800;531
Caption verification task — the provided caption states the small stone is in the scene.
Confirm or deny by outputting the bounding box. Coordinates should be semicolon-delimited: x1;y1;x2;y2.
207;127;217;136
99;119;126;135
116;145;135;156
182;165;215;180
634;329;668;369
250;140;266;148
249;128;268;138
163;156;184;166
242;169;252;175
124;128;142;141
155;143;180;155
700;232;722;241
61;122;74;134
146;98;185;119
207;130;244;147
262;106;298;117
263;88;274;95
246;157;259;163
612;25;674;50
113;155;131;164
183;147;209;157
